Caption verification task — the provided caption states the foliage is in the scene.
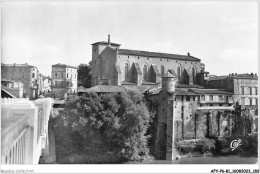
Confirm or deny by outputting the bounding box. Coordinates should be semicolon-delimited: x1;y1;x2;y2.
175;138;215;155
53;90;152;163
77;61;92;88
214;136;258;157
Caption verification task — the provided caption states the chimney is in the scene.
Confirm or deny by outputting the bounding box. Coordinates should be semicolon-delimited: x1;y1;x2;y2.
25;63;28;65
14;63;16;67
108;34;110;45
187;52;190;56
251;72;254;76
255;73;257;76
235;73;237;76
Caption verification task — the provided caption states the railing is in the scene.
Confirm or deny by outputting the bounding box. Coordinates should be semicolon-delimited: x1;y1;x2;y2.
1;97;54;164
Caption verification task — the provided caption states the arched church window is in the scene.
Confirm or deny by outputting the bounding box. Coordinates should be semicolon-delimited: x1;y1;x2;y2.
125;63;129;79
177;66;181;79
192;67;196;83
192;67;196;77
143;65;147;80
161;66;165;76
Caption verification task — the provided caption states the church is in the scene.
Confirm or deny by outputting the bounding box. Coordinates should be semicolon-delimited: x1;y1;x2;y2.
87;36;256;160
91;36;205;87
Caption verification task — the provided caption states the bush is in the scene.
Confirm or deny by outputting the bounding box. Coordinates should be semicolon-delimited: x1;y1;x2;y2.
52;90;152;163
214;135;258;157
175;138;215;155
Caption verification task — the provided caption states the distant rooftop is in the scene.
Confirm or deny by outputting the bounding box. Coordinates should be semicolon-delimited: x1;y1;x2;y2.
189;88;233;95
1;63;37;69
208;73;258;81
118;49;201;62
52;63;77;69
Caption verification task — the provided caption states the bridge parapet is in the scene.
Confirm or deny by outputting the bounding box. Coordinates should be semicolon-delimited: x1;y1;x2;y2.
1;98;54;164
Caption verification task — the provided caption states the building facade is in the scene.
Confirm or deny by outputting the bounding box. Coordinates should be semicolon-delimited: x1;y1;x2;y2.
1;78;24;98
206;73;258;108
51;63;78;98
1;63;39;99
91;38;204;87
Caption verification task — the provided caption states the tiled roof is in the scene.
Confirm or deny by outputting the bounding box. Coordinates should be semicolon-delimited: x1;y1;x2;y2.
118;49;201;62
141;80;159;85
81;85;125;93
52;63;77;69
175;89;197;96
80;85;159;94
91;41;121;46
175;83;204;88
121;81;137;85
189;89;233;95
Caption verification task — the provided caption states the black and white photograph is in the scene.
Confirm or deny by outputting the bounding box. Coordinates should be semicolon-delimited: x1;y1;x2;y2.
1;0;259;173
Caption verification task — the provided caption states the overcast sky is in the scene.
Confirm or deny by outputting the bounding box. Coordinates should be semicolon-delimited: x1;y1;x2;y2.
1;1;258;77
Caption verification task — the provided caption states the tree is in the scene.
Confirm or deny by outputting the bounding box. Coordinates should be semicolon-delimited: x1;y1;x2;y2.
77;61;92;88
54;90;152;163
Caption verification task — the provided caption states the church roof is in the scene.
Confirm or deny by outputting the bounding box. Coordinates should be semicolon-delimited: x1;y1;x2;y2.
118;49;201;62
91;41;121;46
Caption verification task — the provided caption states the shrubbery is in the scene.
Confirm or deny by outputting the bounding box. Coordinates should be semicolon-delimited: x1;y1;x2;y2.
214;135;258;157
175;138;215;155
52;90;153;163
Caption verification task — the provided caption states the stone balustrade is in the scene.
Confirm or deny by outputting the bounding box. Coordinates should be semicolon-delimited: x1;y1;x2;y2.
1;97;54;164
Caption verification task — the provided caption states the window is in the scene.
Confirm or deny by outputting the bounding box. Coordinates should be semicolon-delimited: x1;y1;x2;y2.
55;81;57;87
161;66;165;76
241;87;245;95
193;96;195;101
71;74;73;79
250;98;253;106
255;88;258;95
32;73;35;78
192;67;196;82
125;63;129;79
241;97;245;105
256;98;258;105
186;96;190;101
210;104;213;106
219;104;223;106
219;95;223;101
177;66;181;79
209;95;213;101
250;87;252;95
67;73;68;78
143;65;147;80
201;95;205;101
75;74;76;79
